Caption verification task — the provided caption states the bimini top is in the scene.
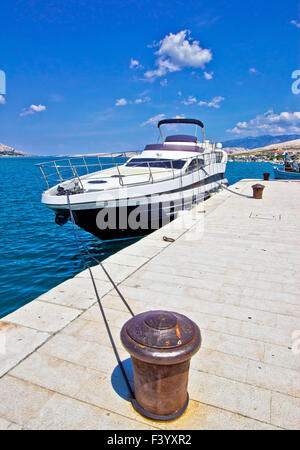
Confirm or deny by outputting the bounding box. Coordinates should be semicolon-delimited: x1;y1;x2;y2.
165;134;197;143
144;142;204;152
157;118;204;129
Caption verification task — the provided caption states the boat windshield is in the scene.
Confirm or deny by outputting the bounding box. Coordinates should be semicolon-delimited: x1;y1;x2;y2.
126;158;186;169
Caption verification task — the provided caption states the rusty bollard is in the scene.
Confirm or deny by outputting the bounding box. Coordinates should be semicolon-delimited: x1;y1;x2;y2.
252;183;265;199
263;172;270;181
121;310;201;421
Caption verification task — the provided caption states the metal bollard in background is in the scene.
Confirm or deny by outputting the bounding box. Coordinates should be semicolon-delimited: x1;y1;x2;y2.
252;183;265;199
121;310;201;421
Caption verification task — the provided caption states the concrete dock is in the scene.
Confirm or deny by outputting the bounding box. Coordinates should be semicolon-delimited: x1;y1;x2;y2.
0;179;299;430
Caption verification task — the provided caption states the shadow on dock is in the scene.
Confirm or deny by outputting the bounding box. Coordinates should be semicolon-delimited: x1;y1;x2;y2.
111;358;134;401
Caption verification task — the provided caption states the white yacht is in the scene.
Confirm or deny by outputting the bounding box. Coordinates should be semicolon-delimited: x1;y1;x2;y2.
39;118;228;239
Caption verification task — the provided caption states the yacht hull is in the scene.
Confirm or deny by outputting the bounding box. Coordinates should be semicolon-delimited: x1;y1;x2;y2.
52;174;226;240
39;122;228;241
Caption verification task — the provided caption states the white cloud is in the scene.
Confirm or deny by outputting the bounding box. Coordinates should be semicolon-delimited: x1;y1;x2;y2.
141;113;165;126
160;79;168;87
129;58;142;69
144;30;212;80
249;67;258;73
290;19;300;28
204;71;213;80
227;110;300;136
134;96;151;104
20;104;46;116
178;91;182;97
115;95;150;106
198;96;224;108
182;95;197;105
0;95;6;104
115;98;127;106
31;104;46;112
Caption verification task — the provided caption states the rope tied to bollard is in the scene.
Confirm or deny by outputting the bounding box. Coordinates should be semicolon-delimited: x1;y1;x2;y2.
200;166;254;199
65;192;135;400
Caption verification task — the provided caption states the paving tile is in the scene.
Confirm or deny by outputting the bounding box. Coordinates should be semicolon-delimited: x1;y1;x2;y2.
72;368;162;428
26;393;155;430
276;314;300;332
104;253;149;268
38;332;128;374
119;279;224;306
2;300;81;333
38;277;110;309
235;295;300;318
80;305;132;329
75;293;141;316
10;352;98;398
76;262;138;284
0;321;49;377
82;293;144;315
191;348;249;383
120;241;166;259
246;360;300;398
240;321;291;347
189;369;271;422
157;399;280;430
61;317;124;349
264;342;300;371
200;328;265;361
242;287;298;306
271;392;300;430
0;375;54;427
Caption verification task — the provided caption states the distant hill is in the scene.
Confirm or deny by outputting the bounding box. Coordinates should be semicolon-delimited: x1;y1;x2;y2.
0;142;28;157
254;138;300;151
221;135;300;149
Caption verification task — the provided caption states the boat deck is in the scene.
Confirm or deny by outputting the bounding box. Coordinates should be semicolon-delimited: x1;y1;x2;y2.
0;179;300;430
82;164;177;188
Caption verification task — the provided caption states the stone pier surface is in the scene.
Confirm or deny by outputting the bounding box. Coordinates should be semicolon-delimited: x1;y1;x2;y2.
0;179;300;430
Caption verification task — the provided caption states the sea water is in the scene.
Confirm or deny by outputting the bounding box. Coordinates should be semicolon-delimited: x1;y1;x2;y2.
0;158;276;317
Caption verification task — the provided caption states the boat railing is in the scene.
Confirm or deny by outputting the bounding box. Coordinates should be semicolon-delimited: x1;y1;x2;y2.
36;151;142;189
37;151;224;190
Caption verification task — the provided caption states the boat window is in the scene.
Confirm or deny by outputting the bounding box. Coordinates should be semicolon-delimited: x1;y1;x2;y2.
126;158;186;169
204;152;222;164
187;158;203;172
216;152;223;163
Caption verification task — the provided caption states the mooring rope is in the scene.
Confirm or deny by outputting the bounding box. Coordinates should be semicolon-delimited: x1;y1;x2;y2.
65;192;135;399
200;166;252;199
65;194;134;317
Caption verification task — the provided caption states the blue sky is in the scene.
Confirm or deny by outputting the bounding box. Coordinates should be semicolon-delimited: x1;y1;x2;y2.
0;0;300;155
